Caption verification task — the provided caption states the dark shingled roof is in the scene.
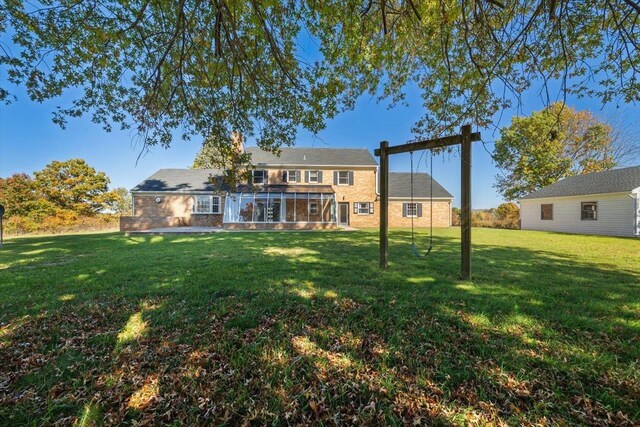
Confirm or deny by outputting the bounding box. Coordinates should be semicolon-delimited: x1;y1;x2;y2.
245;147;378;167
520;165;640;200
389;172;453;199
131;169;226;192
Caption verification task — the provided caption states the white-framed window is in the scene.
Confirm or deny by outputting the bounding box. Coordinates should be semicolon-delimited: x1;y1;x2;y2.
581;201;597;220
338;171;350;185
309;201;319;215
406;203;418;217
354;202;374;215
283;170;299;183
252;170;266;185
304;170;323;184
193;196;221;214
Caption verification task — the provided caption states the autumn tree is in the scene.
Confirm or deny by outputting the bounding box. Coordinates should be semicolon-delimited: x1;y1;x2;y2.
110;187;132;215
0;173;39;217
34;159;115;215
192;132;251;191
494;202;520;229
2;1;639;174
493;103;636;200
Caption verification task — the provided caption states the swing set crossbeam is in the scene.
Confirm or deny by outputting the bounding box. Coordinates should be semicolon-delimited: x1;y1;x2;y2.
375;125;480;280
373;131;480;157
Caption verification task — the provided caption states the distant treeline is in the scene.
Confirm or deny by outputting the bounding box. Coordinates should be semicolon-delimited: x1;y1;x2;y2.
452;203;520;229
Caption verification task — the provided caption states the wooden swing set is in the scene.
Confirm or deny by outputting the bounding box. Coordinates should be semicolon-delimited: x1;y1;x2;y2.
374;125;481;280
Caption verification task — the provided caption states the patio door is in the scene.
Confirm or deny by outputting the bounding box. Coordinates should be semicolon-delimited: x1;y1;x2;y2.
338;203;349;225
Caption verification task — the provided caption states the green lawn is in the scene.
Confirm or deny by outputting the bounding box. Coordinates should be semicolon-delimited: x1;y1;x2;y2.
0;228;638;425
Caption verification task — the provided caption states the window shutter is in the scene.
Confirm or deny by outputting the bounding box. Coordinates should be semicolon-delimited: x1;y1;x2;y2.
262;170;267;182
333;171;338;185
317;171;323;183
417;203;423;217
348;171;354;185
369;203;374;214
282;171;288;182
402;203;407;217
305;171;310;183
353;203;358;214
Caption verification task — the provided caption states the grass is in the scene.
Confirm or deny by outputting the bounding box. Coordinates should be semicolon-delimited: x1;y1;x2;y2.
0;228;638;425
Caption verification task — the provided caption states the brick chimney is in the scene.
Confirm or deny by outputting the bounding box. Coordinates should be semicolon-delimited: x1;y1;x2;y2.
231;131;244;155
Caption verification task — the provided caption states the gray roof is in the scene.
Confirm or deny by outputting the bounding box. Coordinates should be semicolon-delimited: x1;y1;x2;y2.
131;168;226;192
389;173;453;199
520;165;640;200
245;147;378;167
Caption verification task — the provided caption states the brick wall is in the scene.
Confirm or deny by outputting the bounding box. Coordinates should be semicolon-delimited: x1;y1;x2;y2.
134;194;194;217
388;200;451;227
224;222;337;230
122;194;224;231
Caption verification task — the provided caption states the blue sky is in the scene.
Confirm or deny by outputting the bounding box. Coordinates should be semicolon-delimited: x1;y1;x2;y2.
1;79;638;209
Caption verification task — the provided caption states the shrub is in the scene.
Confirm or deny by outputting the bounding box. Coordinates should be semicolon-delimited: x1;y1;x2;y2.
4;216;39;235
494;202;520;229
40;209;80;232
451;208;461;226
453;204;520;230
3;213;119;235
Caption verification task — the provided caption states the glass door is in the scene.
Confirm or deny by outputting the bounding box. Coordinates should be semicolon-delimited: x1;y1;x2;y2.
338;203;349;225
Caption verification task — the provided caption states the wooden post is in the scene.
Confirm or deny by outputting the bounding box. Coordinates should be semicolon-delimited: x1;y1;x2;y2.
379;141;389;268
460;125;472;280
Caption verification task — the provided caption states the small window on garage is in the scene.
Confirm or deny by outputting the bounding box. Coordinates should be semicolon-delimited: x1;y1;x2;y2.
541;204;553;220
581;201;597;220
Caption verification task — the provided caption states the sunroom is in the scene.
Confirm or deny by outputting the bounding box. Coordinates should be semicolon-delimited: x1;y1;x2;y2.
223;186;337;227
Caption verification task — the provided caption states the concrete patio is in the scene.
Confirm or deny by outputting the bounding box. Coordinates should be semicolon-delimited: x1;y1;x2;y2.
124;225;358;236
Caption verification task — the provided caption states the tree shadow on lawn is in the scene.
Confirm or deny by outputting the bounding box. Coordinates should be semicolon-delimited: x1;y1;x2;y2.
0;231;638;425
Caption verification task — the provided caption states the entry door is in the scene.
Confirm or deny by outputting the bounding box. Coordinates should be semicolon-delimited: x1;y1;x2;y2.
338;203;349;225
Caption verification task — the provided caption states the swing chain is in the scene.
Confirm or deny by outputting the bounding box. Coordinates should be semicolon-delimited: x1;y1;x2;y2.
410;151;415;245
409;149;434;258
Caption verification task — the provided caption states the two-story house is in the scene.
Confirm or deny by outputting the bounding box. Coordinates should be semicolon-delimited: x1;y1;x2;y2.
120;147;453;231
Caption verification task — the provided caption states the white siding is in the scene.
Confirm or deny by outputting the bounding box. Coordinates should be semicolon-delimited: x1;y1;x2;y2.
520;192;637;237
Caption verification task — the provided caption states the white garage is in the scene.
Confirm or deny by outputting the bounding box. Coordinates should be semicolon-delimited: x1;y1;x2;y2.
519;166;640;237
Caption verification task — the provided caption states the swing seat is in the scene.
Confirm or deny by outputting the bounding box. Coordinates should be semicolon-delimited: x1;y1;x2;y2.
411;242;433;258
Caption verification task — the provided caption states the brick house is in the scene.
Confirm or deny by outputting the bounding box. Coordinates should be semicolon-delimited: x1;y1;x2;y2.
120;147;453;231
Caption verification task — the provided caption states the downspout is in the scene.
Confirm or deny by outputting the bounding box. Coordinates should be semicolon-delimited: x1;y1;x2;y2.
631;191;640;236
375;166;380;196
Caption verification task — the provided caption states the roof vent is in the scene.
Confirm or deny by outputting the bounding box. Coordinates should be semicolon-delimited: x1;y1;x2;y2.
303;155;306;161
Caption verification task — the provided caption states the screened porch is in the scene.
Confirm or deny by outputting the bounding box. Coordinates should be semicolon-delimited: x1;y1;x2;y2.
223;190;337;224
